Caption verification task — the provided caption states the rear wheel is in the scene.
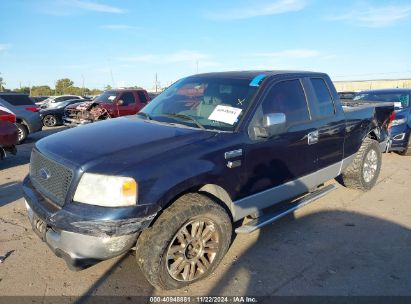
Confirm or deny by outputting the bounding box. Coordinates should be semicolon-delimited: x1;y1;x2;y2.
43;114;57;127
136;193;232;290
341;138;382;191
16;123;28;144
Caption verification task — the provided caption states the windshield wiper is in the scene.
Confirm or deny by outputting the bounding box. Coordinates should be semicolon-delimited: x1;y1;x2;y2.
137;112;152;120
164;113;205;130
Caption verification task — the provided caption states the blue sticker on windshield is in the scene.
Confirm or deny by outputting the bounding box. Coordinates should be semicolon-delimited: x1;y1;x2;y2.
249;74;267;87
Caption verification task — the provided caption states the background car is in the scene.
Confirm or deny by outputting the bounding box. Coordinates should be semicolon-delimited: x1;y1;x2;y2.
39;95;85;108
338;91;356;101
0;93;42;144
353;88;411;155
40;98;91;127
0;102;18;159
31;96;49;105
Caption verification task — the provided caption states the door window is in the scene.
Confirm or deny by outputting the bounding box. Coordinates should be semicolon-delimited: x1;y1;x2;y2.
120;92;136;105
310;78;335;118
261;79;310;125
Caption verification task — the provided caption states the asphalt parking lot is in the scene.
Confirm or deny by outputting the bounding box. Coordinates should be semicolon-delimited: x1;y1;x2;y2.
0;127;411;299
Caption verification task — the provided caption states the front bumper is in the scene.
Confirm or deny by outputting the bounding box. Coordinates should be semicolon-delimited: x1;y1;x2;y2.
26;202;137;269
389;126;410;152
63;116;92;128
23;176;156;269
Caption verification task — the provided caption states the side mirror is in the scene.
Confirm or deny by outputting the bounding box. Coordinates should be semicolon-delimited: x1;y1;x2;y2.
117;99;124;105
255;113;286;138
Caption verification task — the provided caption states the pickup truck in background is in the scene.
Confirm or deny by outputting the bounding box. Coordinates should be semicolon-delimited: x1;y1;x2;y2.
352;88;411;155
0;102;18;159
23;71;394;290
63;89;150;127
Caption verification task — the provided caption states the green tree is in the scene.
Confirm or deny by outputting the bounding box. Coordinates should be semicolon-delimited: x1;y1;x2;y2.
31;85;52;96
55;78;74;95
89;88;102;95
14;86;30;94
104;84;112;91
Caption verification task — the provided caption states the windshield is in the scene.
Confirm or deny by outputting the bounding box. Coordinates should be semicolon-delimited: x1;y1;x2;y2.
94;91;119;103
354;92;410;109
141;76;258;131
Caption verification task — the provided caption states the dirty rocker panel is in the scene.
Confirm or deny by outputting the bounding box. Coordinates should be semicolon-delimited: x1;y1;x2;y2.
232;155;355;221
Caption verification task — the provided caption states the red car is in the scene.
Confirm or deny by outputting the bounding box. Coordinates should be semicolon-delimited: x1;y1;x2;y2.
0;103;18;159
63;89;151;127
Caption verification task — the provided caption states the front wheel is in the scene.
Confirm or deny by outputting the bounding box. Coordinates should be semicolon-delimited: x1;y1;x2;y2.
136;193;232;290
341;138;382;191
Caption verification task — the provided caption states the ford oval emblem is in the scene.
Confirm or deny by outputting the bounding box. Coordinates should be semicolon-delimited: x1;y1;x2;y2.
39;168;51;180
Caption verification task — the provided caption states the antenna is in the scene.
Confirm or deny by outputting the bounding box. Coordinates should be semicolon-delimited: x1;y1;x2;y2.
108;58;115;87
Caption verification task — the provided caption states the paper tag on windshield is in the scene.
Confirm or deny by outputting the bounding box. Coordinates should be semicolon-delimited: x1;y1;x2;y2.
108;96;116;101
394;102;402;108
208;105;242;125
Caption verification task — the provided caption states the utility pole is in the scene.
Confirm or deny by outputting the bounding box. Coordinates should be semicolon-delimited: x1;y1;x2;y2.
108;58;115;87
81;74;85;96
155;73;158;93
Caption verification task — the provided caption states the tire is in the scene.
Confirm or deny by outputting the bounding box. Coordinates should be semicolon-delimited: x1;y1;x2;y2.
341;138;382;191
398;135;411;156
16;123;28;144
43;114;57;127
136;193;232;290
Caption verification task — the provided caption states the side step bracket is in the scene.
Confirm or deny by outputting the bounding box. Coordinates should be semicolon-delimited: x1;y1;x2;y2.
235;184;337;234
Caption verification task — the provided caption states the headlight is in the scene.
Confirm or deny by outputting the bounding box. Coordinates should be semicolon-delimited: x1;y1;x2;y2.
74;173;137;207
391;118;407;126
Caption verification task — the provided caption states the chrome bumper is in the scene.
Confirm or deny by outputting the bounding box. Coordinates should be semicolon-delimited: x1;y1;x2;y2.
63;117;92;128
26;201;138;270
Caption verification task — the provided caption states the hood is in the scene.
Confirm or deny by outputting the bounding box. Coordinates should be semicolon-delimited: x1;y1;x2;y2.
35;116;216;170
66;101;96;111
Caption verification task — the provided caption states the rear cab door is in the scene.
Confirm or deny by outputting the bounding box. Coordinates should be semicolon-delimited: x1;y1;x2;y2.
135;90;150;112
302;76;346;179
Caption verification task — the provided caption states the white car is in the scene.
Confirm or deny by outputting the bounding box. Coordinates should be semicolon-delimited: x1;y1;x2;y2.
38;95;85;108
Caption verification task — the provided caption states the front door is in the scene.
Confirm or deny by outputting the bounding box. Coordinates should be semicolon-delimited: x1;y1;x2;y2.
117;91;137;116
236;78;319;216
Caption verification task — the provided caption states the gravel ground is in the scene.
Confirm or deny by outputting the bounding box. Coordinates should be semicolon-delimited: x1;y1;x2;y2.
0;127;410;300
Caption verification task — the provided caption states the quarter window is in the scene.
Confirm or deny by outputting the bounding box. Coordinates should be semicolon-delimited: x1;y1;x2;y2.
137;91;148;103
310;78;335;118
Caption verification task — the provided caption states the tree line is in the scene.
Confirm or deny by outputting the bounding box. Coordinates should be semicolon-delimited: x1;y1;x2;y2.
0;77;109;96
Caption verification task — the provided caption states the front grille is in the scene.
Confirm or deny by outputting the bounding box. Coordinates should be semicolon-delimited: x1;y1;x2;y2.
29;150;74;206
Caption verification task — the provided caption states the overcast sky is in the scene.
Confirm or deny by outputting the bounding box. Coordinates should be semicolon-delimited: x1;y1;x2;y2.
1;0;411;90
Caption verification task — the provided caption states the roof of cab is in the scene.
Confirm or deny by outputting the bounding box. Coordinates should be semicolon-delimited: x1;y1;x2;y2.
192;70;327;80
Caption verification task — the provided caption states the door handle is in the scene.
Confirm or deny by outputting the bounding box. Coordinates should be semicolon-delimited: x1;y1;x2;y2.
308;130;319;145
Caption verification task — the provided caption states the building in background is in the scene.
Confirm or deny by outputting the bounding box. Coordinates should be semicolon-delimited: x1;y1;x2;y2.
334;79;411;92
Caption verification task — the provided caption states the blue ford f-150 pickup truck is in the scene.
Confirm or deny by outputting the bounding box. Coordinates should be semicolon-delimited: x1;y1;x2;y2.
23;71;394;290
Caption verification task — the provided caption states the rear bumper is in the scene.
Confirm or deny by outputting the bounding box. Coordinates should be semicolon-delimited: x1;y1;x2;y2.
379;137;391;153
21;114;43;134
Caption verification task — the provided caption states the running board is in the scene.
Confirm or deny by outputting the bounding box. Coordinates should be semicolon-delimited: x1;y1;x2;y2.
235;184;337;234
